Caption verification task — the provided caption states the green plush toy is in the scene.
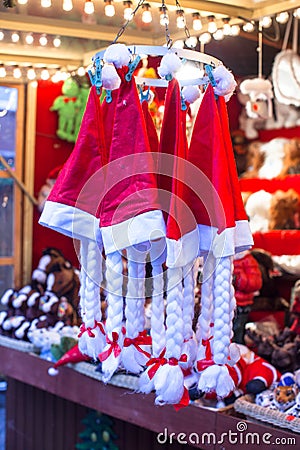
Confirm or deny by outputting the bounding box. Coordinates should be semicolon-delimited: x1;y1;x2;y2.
50;335;78;361
50;78;81;142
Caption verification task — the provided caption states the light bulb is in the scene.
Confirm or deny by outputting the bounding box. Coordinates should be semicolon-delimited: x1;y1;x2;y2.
51;70;62;83
0;66;6;78
142;4;152;24
53;36;61;47
172;40;184;49
176;10;186;29
243;22;255;32
260;16;272;28
276;12;289;24
41;69;50;80
61;72;69;81
185;36;198;48
230;25;240;36
159;7;169;26
192;13;202;32
213;29;224;40
199;32;211;45
13;67;22;79
63;0;73;12
41;0;51;7
207;16;217;34
25;33;34;44
84;0;94;15
294;8;300;19
124;1;133;21
39;34;48;46
11;32;20;43
77;66;86;76
222;19;231;36
105;1;115;17
27;68;36;80
0;31;4;41
18;0;28;4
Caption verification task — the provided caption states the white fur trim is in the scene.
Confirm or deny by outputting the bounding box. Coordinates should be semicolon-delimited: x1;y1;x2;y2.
182;85;200;104
166;227;200;268
240;78;273;96
27;292;40;307
101;209;166;254
198;220;253;258
39;201;100;241
103;43;131;68
262;361;278;384
0;288;14;305
102;64;121;91
213;65;237;99
12;294;27;309
158;53;182;79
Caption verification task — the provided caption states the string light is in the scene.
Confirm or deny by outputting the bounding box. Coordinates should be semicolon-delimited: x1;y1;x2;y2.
243;22;255;32
13;67;22;79
17;0;28;4
25;33;34;44
222;18;231;36
39;34;48;46
63;0;73;12
199;32;211;45
27;67;36;80
77;66;86;76
84;0;94;15
0;31;4;41
53;36;62;47
207;16;217;34
0;66;7;78
159;6;169;26
104;0;115;18
41;68;50;80
142;3;152;24
185;36;198;48
276;12;289;24
41;0;51;7
123;1;133;21
11;32;20;43
213;29;224;40
260;16;272;28
172;40;184;49
176;9;186;29
294;8;300;19
192;12;202;31
230;25;240;36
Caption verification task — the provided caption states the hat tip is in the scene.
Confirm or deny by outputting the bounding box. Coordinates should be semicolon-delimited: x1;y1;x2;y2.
48;367;59;376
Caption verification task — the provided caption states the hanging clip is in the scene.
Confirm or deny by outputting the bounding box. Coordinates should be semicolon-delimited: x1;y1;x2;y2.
205;64;218;99
125;55;142;81
139;85;151;103
88;56;103;95
105;89;112;103
180;90;187;111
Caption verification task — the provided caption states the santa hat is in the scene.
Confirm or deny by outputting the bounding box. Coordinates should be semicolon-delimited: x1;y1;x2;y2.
48;343;91;376
40;85;108;360
184;83;253;398
97;44;165;381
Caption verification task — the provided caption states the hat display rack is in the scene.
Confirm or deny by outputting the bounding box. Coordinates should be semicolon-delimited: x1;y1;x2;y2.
40;0;253;408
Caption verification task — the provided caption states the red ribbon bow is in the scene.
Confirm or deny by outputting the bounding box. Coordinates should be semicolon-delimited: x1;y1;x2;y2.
146;349;167;380
123;330;152;358
63;97;77;103
98;332;121;362
196;336;214;372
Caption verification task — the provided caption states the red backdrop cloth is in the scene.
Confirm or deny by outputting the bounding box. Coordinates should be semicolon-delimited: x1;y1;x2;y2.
33;80;78;270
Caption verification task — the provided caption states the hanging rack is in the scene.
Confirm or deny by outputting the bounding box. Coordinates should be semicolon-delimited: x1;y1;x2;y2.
93;45;223;88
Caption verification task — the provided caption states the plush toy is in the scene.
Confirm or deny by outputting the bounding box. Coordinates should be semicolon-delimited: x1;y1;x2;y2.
50;78;80;142
290;280;300;334
244;190;272;232
279;138;300;177
37;166;62;213
241;141;264;179
269;188;300;230
271;373;298;412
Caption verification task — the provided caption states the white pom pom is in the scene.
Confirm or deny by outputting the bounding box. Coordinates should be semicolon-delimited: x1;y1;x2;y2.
48;367;59;376
182;85;200;104
213;65;237;100
158;53;182;79
103;43;131;68
102;64;121;91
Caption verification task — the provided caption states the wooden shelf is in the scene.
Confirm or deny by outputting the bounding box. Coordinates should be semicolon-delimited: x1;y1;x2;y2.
1;344;299;450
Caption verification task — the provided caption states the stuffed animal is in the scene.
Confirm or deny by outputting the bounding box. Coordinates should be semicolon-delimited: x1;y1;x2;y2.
269;188;300;230
37;165;62;213
244;190;272;232
279;138;300;177
50;78;80;142
241;141;265;179
290;279;300;334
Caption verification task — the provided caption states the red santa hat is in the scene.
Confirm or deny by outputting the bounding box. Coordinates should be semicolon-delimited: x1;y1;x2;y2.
48;343;91;376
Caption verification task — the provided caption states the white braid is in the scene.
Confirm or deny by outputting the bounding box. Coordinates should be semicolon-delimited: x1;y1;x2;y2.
137;261;146;333
139;262;165;394
101;250;124;382
79;239;88;317
228;257;240;365
182;261;197;368
154;267;185;405
196;253;214;361
198;255;236;398
78;238;105;359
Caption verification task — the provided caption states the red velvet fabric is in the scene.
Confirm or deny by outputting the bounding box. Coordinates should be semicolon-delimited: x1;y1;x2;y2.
99;68;160;228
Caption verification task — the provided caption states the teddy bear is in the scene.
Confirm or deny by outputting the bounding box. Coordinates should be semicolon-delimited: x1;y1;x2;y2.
279;138;300;177
269;188;300;230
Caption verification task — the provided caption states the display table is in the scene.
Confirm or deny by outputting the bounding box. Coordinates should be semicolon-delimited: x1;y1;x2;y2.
0;343;299;450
